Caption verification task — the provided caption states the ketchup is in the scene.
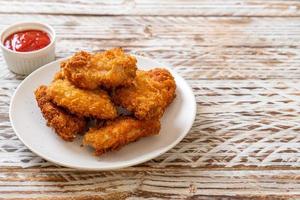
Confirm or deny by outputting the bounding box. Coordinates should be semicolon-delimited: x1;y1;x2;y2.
4;30;50;52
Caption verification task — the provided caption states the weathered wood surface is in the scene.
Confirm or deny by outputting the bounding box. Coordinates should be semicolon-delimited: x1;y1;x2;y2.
1;168;300;199
1;0;300;16
1;0;300;199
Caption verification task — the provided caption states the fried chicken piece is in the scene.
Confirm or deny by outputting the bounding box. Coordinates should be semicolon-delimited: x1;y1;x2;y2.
113;68;176;120
34;86;86;141
61;48;137;89
47;79;117;119
83;117;161;155
53;70;65;81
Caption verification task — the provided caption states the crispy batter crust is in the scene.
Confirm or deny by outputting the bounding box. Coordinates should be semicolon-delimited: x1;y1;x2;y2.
61;48;137;89
113;68;176;120
47;79;117;119
83;117;161;155
34;86;86;141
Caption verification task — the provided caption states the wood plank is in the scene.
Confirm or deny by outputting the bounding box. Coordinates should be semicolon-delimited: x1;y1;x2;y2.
0;0;300;16
0;168;299;199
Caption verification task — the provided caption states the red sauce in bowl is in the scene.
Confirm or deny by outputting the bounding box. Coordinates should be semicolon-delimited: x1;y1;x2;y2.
4;30;51;52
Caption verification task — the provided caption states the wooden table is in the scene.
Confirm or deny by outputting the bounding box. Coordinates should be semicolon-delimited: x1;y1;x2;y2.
1;1;300;199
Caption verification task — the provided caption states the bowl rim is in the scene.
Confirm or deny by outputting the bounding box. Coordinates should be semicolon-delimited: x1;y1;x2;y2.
0;21;56;55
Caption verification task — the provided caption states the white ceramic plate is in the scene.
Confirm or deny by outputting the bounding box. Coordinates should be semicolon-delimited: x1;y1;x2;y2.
9;55;196;170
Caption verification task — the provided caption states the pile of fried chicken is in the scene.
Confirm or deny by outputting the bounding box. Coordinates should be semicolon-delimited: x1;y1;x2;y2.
34;48;176;156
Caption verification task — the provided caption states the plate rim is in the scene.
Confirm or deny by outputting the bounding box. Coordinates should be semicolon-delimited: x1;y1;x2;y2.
9;55;197;170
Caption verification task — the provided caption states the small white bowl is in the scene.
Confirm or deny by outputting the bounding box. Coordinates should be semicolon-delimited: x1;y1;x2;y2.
0;22;56;75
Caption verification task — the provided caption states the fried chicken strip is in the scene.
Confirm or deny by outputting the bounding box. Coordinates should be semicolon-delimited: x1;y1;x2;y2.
34;86;86;141
47;79;117;119
61;48;137;89
83;117;161;155
113;68;176;120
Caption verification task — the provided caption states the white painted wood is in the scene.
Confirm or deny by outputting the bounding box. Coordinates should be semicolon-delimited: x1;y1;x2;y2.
0;168;299;199
0;0;299;16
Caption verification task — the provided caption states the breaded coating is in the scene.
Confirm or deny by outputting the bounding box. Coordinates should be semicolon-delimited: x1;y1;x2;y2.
83;117;161;155
47;79;117;119
61;48;137;89
53;70;65;81
113;68;176;120
34;86;86;141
